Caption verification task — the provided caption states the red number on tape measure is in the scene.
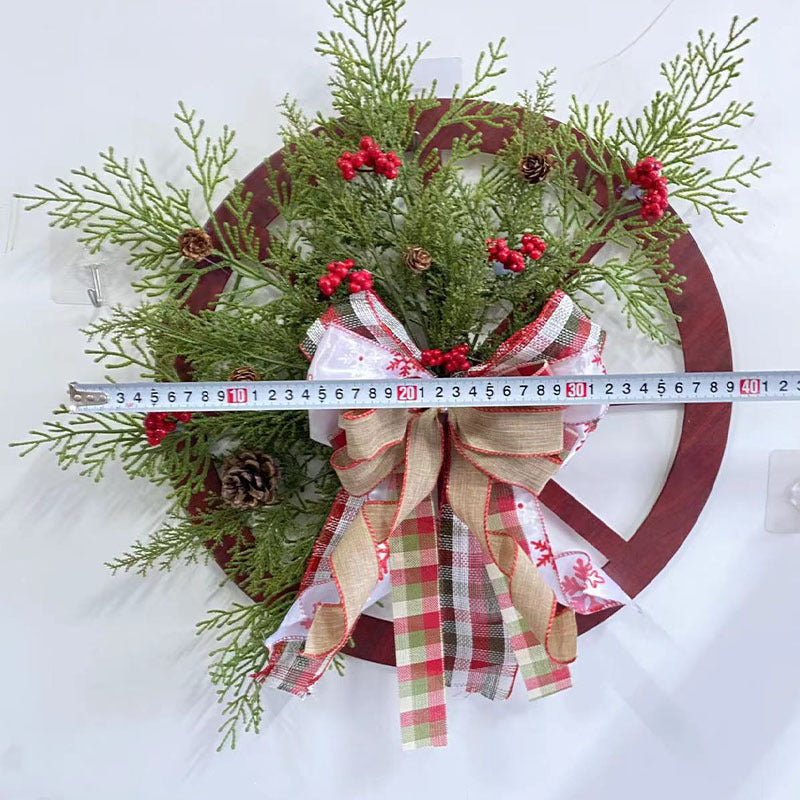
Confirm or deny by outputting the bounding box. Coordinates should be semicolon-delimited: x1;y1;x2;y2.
226;387;248;404
739;378;761;396
396;385;418;402
566;381;588;399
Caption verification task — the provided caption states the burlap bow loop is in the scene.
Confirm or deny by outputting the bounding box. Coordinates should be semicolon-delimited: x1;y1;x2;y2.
305;403;577;665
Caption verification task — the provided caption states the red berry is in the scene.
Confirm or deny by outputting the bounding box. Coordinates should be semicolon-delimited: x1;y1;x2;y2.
628;158;668;222
174;412;192;423
640;203;663;222
421;349;444;367
328;275;341;289
342;259;355;269
365;146;381;166
443;354;469;374
386;151;402;166
507;251;525;271
360;136;375;151
350;151;367;169
348;269;373;293
318;276;335;296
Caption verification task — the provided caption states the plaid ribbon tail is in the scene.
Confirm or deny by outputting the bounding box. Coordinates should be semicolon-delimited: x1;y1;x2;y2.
483;483;573;698
484;561;572;699
439;505;517;699
255;489;367;694
390;496;448;749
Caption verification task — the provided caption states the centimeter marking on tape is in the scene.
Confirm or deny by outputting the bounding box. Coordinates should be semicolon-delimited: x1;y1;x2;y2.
68;371;800;413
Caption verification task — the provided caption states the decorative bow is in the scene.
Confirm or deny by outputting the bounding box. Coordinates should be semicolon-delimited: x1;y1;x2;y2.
258;289;629;750
304;405;577;665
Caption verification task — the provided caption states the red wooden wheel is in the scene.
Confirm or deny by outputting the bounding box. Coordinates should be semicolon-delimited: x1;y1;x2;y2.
187;101;732;665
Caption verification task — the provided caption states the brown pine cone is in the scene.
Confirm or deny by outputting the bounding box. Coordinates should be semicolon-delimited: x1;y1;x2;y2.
220;451;279;509
229;366;261;382
178;227;213;261
519;153;554;184
403;245;432;273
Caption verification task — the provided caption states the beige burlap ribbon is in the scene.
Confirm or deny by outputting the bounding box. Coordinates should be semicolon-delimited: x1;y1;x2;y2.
303;405;578;665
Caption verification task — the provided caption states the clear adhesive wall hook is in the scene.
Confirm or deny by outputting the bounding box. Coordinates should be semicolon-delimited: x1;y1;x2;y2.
86;265;104;307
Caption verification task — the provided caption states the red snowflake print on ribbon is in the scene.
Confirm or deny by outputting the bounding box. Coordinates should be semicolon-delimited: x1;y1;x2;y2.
531;538;555;568
561;557;608;613
387;355;423;378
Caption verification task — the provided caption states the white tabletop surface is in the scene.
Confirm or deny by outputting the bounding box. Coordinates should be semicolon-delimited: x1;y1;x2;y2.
2;2;799;798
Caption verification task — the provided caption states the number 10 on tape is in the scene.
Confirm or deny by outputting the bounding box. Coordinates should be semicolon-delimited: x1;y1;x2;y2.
227;387;249;404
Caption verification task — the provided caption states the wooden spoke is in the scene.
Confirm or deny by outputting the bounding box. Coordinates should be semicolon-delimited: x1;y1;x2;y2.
538;482;627;562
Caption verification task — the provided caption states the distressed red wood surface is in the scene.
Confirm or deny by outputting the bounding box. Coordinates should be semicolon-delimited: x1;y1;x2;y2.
187;101;732;665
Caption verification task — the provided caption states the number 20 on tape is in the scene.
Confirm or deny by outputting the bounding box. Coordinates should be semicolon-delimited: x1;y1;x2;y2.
397;385;418;402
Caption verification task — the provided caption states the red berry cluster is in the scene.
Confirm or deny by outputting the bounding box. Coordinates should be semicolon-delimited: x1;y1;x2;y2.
347;269;374;293
520;233;547;259
317;260;374;297
421;344;470;374
487;234;547;273
337;136;403;181
626;157;669;222
144;411;192;447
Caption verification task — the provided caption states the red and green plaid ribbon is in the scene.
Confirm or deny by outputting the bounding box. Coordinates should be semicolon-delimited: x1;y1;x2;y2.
390;499;447;748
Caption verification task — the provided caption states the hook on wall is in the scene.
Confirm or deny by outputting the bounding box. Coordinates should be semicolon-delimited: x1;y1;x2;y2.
86;265;104;307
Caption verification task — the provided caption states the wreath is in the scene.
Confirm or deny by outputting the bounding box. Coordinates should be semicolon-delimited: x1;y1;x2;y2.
14;1;767;750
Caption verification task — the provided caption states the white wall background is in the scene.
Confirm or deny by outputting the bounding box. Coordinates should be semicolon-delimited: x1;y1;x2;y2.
1;2;799;799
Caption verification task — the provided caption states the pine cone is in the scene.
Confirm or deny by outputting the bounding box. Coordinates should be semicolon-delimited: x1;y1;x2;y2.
178;227;214;261
403;245;432;273
229;365;261;382
518;153;554;184
220;451;279;509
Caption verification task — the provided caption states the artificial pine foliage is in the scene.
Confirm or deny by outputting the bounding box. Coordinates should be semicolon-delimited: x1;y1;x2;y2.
12;0;767;748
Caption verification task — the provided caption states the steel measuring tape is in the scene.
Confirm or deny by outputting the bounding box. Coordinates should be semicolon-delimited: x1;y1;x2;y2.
68;371;800;413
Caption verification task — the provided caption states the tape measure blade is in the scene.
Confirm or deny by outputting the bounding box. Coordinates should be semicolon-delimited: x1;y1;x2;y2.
67;371;800;413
